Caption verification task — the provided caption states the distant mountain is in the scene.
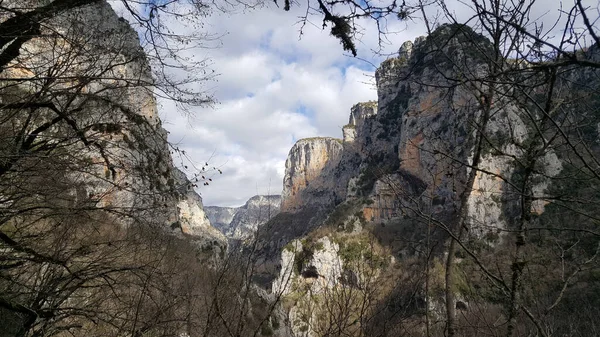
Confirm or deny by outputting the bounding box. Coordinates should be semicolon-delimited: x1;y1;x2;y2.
206;195;281;240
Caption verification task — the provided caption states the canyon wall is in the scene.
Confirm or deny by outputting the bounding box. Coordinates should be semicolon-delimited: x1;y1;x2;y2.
266;23;600;336
0;0;225;249
281;138;344;212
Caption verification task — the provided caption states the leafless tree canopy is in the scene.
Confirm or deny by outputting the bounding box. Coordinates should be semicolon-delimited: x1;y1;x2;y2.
2;0;600;336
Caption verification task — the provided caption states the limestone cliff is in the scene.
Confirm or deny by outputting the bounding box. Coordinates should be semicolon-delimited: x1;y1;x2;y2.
267;24;600;336
342;101;377;144
269;25;508;271
172;169;226;244
0;1;225;249
281;137;343;212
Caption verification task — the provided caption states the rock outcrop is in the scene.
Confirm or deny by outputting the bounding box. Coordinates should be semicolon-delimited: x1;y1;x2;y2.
1;1;225;250
266;24;600;336
252;138;345;280
281;137;343;212
172;169;226;244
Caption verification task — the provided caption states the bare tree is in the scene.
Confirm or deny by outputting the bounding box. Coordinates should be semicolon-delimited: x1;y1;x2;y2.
288;1;600;336
374;1;600;336
0;1;226;336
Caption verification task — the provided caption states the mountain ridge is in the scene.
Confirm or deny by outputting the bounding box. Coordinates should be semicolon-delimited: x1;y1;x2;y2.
260;23;600;336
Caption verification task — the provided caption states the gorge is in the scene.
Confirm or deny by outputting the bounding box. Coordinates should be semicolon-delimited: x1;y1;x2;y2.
2;1;600;337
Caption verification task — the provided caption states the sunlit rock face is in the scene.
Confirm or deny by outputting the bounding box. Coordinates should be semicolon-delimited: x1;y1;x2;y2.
172;169;226;244
342;101;378;153
349;101;377;129
251;138;344;286
1;1;225;248
281;138;343;212
273;236;345;337
206;195;281;240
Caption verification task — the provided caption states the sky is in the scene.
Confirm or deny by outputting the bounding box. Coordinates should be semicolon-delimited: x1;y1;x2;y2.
108;0;595;207
112;0;428;207
158;6;422;207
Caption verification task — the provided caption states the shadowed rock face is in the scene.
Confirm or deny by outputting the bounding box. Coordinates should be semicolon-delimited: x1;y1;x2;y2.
0;1;225;249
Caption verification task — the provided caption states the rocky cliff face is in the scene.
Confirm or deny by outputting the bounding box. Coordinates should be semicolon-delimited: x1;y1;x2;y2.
267;24;600;336
281;137;343;212
270;24;506;264
1;1;225;250
342;101;377;144
172;169;226;245
271;24;512;250
206;195;281;240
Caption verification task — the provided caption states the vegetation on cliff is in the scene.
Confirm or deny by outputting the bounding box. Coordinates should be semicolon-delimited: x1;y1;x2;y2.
2;0;600;337
267;3;600;337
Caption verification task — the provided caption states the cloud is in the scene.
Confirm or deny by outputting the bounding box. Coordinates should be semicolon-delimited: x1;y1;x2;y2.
152;4;390;207
111;0;584;207
116;1;427;207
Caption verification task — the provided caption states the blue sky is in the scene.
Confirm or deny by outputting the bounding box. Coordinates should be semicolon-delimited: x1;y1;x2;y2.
108;0;588;207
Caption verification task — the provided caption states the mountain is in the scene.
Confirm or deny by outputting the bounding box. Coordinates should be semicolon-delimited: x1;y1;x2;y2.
262;24;600;336
4;3;600;336
205;206;239;233
206;195;282;241
0;0;225;249
0;2;230;335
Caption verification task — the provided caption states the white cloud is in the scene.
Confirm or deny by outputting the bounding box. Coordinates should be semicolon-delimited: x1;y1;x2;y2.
111;0;590;206
151;4;390;206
